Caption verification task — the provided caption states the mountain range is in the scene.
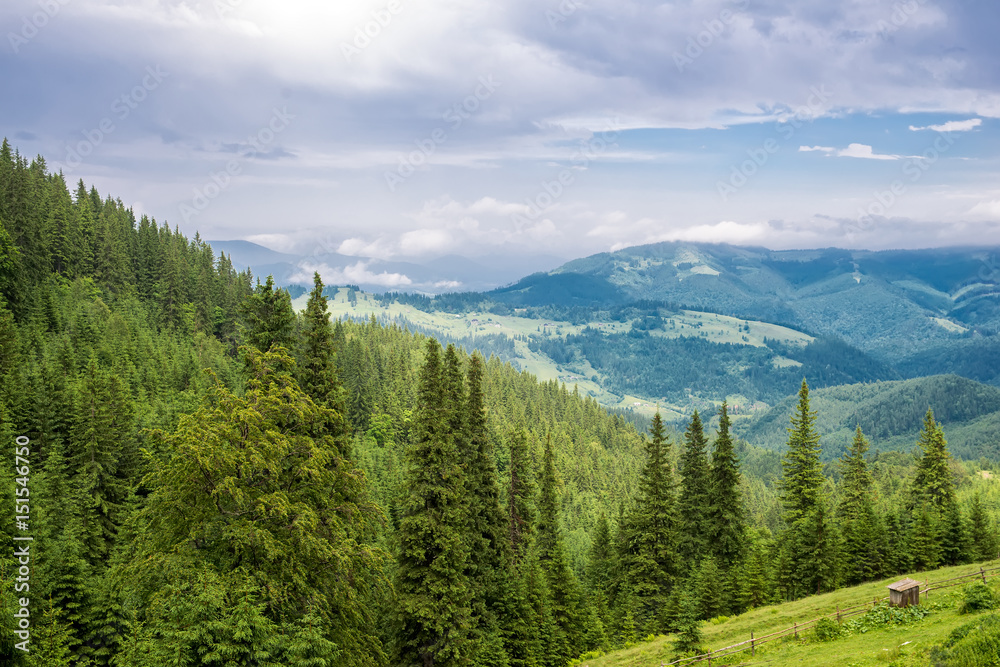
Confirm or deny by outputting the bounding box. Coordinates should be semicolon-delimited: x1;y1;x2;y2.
224;238;1000;457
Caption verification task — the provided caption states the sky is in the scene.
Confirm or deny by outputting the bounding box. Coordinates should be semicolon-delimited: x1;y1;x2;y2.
2;0;999;287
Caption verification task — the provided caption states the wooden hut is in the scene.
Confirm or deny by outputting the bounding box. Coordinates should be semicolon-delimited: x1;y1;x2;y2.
887;578;921;607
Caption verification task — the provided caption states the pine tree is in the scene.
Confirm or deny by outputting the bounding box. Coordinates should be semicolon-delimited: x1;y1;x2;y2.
781;380;824;523
708;402;744;569
778;380;831;599
940;500;970;566
677;410;710;567
910;508;941;570
238;274;295;354
968;494;999;562
464;352;513;667
671;586;703;657
297;272;347;430
838;426;882;584
911;409;956;513
395;339;473;667
619;412;678;633
122;346;387;666
535;432;583;666
692;556;723;621
507;429;537;569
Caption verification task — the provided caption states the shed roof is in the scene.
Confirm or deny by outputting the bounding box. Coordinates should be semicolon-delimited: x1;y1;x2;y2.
888;578;921;592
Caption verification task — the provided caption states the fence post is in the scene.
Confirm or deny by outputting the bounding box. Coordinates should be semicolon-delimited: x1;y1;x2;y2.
751;631;755;657
982;567;987;584
707;649;712;666
794;621;797;639
837;605;841;624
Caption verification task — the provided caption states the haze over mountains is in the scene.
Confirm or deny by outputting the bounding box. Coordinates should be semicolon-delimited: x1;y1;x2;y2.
256;238;1000;456
208;239;566;294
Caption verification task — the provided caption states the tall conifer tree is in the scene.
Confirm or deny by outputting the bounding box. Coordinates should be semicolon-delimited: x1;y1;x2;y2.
838;426;882;584
395;340;472;667
708;402;744;568
677;411;710;567
620;412;678;633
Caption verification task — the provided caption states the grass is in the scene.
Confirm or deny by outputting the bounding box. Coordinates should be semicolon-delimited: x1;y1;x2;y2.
581;559;1000;667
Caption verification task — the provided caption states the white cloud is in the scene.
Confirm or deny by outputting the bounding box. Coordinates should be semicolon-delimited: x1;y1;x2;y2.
969;200;1000;218
909;119;982;132
337;237;397;260
289;261;412;287
836;143;900;160
399;228;455;256
800;143;912;160
245;233;297;253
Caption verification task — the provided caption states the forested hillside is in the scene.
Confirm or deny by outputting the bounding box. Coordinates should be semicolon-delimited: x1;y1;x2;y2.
0;140;998;666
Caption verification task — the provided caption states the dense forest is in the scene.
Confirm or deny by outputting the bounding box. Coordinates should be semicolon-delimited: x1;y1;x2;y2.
0;140;998;665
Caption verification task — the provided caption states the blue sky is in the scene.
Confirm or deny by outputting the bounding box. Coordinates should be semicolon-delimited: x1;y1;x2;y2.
2;0;999;286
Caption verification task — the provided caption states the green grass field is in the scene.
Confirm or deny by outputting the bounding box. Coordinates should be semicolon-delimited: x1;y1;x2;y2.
581;559;1000;667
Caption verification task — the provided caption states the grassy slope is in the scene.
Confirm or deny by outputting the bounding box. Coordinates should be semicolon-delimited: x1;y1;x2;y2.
584;559;1000;667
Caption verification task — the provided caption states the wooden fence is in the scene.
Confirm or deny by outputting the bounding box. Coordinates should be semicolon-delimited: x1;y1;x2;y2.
659;562;1000;666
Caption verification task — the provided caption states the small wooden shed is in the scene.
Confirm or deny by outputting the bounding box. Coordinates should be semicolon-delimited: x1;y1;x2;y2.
888;578;921;607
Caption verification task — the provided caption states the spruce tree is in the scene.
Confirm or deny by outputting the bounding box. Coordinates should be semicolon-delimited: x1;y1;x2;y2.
536;433;583;666
940;500;970;566
297;272;347;430
910;508;941;570
677;410;710;567
781;380;823;523
708;402;744;569
838;426;881;584
507;429;537;568
464;352;513;667
619;412;678;633
395;339;473;667
911;408;956;513
778;380;830;599
122;346;387;666
238;274;295;354
968;494;999;562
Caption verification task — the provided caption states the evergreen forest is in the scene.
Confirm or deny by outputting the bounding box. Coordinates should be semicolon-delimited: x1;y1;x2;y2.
0;141;998;666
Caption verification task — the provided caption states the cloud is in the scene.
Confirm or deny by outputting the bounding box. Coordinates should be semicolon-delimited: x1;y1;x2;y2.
836;143;901;160
909;119;982;132
245;233;297;253
799;143;913;160
289;261;412;287
969;200;1000;218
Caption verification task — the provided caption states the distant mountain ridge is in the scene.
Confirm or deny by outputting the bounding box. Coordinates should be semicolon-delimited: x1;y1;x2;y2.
508;242;1000;362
